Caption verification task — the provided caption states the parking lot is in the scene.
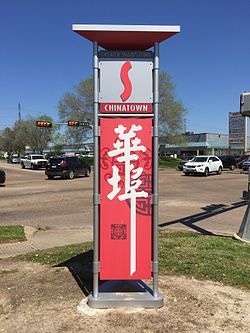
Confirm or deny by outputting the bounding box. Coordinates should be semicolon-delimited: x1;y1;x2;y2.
0;160;248;236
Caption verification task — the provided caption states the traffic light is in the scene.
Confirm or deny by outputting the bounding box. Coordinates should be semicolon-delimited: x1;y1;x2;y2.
68;121;79;126
36;121;52;127
68;121;92;127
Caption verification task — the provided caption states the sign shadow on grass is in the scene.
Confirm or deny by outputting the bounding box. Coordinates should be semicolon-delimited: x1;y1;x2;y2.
54;250;154;296
55;250;93;296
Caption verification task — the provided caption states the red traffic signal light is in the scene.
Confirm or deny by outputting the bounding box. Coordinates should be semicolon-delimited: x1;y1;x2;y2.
68;120;92;127
68;121;79;126
36;121;52;127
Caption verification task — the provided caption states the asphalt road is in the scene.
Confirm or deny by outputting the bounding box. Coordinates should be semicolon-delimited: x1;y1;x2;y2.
0;161;248;236
0;161;93;230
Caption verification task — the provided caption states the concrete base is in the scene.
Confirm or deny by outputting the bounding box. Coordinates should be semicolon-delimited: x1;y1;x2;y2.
234;233;250;243
87;280;164;309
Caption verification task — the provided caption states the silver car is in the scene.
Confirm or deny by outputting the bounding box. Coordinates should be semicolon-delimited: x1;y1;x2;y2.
242;159;250;171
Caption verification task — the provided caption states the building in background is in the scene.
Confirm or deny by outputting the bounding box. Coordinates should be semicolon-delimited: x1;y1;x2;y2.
25;138;94;156
160;132;250;157
159;133;229;156
229;112;245;150
160;112;248;157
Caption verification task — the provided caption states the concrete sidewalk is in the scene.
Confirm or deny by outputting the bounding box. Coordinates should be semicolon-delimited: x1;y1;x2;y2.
0;227;93;258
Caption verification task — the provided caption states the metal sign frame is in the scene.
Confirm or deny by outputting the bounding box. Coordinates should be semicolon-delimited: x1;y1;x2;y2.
72;24;180;308
235;91;250;242
240;92;250;153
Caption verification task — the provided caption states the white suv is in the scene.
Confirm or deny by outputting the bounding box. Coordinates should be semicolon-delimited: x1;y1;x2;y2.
183;155;223;176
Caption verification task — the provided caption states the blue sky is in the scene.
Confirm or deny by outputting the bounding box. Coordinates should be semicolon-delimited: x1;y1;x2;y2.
1;0;250;134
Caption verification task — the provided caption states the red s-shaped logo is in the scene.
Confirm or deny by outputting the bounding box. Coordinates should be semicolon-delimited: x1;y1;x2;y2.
120;60;132;102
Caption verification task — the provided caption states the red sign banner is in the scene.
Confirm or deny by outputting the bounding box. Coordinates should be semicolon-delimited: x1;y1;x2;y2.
100;118;152;280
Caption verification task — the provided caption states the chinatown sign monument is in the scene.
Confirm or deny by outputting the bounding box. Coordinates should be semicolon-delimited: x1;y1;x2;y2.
73;24;180;308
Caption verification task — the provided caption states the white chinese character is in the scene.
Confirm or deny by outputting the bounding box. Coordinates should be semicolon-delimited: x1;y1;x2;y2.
107;124;148;276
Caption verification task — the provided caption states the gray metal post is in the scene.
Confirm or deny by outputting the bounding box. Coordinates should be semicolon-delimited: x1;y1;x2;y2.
248;168;250;194
93;41;100;298
153;42;159;297
244;116;248;153
236;206;250;243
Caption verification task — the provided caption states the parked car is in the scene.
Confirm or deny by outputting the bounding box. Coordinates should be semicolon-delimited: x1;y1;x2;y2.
0;169;6;184
45;156;91;179
7;154;20;164
218;155;239;170
242;159;250;171
21;154;48;170
176;156;194;171
183;155;223;176
238;156;249;169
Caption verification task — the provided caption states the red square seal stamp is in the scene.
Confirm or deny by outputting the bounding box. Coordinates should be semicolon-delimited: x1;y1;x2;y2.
111;224;127;240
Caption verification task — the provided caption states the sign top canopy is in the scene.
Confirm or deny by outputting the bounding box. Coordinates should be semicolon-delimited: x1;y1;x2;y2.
72;24;180;50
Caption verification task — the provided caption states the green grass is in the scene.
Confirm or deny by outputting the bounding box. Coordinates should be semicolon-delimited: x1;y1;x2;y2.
0;226;26;243
17;242;93;265
79;156;94;166
159;231;250;289
159;156;181;169
16;231;250;290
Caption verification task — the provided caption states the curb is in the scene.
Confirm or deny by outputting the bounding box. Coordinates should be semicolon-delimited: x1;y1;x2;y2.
233;233;250;243
0;241;39;258
0;228;92;259
24;226;38;240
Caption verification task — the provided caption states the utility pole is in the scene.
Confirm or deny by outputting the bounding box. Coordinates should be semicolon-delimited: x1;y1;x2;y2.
183;118;187;133
18;103;22;124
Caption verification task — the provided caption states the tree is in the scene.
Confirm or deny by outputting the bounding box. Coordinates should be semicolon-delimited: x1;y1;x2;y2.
57;72;186;141
0;127;15;153
58;78;93;122
12;121;28;154
17;115;54;153
159;72;186;138
0;115;54;154
58;78;93;144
